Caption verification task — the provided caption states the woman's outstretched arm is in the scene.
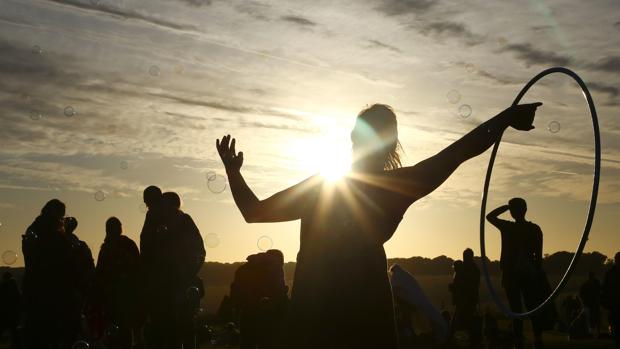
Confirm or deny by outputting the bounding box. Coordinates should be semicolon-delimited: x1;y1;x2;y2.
392;103;542;202
217;135;319;223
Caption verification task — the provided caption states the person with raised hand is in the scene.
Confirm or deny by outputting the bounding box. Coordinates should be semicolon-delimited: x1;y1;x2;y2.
217;102;542;349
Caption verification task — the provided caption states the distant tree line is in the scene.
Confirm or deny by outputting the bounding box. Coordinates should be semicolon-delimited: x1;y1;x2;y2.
1;251;612;288
196;251;613;287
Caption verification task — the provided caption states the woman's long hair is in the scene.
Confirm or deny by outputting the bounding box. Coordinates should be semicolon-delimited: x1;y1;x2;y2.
357;104;403;170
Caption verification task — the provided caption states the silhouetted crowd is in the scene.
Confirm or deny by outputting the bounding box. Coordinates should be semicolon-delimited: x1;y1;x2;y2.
1;193;620;349
1;185;206;349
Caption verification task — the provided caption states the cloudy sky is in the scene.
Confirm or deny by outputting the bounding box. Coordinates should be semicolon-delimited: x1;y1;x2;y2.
1;0;619;266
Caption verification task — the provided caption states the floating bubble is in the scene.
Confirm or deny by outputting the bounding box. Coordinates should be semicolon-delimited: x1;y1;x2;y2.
139;203;148;213
458;104;472;118
72;340;90;349
31;45;43;55
446;89;461;104
2;250;18;265
94;191;106;202
148;65;160;77
465;63;476;73
205;171;217;181
548;120;561;133
29;111;42;121
64;106;76;117
120;160;129;170
174;64;185;74
207;175;227;193
257;236;273;251
90;0;100;6
204;233;220;248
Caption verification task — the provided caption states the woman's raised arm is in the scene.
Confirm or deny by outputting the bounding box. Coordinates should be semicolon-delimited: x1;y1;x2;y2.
217;135;320;223
391;103;542;203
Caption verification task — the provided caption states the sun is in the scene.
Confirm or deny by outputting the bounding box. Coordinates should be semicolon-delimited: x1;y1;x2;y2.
318;153;351;181
292;135;351;182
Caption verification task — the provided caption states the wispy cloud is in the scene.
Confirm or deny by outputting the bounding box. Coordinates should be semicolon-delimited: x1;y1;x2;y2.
374;0;436;16
280;15;317;27
499;43;571;67
365;39;402;53
44;0;202;33
417;21;484;46
176;0;212;7
587;56;620;74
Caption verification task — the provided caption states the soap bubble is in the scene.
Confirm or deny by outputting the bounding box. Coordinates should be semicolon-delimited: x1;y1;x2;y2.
29;111;42;121
90;0;100;6
64;106;76;117
465;63;476;73
139;203;148;213
94;191;106;202
257;236;273;251
548;120;561;133
120;161;129;170
72;340;90;349
148;65;160;77
446;89;460;104
2;250;18;265
458;104;472;118
207;175;227;193
205;171;217;181
174;64;185;74
31;45;43;55
204;233;220;248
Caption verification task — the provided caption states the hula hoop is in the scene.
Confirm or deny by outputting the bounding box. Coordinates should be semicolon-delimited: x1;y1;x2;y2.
479;67;601;319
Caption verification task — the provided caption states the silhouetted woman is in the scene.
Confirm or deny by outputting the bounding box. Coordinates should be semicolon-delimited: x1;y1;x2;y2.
216;102;542;348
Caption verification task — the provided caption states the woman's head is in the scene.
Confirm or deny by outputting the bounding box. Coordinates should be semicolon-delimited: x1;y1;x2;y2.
351;104;402;171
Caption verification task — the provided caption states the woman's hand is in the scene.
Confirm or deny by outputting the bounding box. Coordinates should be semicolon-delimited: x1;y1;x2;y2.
501;102;543;131
216;135;244;173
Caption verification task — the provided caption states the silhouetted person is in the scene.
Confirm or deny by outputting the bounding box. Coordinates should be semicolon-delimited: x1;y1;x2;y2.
148;191;205;349
217;102;542;348
602;252;620;348
93;217;140;349
21;199;82;348
487;198;547;349
450;248;481;347
0;272;21;349
140;185;164;347
64;217;96;339
231;250;288;349
580;271;602;337
140;185;163;262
